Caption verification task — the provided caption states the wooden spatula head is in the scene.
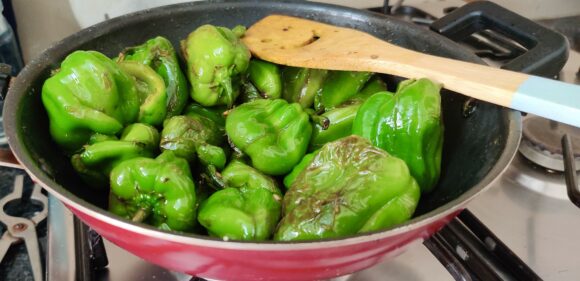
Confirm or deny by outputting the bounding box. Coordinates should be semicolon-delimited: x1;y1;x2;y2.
242;15;389;71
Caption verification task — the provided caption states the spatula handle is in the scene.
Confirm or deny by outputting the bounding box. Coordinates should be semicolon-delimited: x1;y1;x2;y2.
375;51;580;127
512;76;580;126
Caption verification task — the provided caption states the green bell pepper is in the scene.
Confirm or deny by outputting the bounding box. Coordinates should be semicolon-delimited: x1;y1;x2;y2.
41;50;140;153
197;160;282;240
309;77;390;150
117;61;167;126
118;36;189;118
160;104;226;170
283;150;317;190
71;123;160;189
275;135;421;241
352;78;444;193
226;99;312;175
239;78;263;103
309;103;361;151
247;59;282;99
314;71;372;112
182;24;251;107
109;151;197;232
281;67;328;108
347;76;389;105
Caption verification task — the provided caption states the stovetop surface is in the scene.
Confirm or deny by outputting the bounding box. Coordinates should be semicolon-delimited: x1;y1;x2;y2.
2;1;580;281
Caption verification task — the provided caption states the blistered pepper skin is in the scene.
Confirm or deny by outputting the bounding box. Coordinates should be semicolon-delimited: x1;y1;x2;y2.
275;136;420;241
197;160;282;240
247;59;282;99
314;71;372;112
182;25;251;107
109;151;197;232
310;77;390;150
353;78;444;193
226;99;312;175
309;103;360;150
41;50;140;153
71;123;160;189
281;67;327;108
118;36;189;118
160;104;226;170
118;61;167;127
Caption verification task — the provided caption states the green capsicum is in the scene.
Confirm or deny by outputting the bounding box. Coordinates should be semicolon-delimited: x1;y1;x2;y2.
239;78;263;103
281;67;328;108
71;123;160;189
275;135;421;241
226;99;312;175
352;78;444;193
247;59;282;99
41;50;140;153
346;75;389;105
309;76;390;150
309;103;361;150
117;61;167;126
160;103;226;170
109;150;197;232
314;71;372;112
118;36;189;118
182;24;251;107
197;159;282;240
282;150;317;190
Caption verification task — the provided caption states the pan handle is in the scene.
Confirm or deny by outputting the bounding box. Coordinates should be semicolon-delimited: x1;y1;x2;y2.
561;134;580;208
0;148;22;169
430;1;568;77
0;63;23;169
423;209;542;281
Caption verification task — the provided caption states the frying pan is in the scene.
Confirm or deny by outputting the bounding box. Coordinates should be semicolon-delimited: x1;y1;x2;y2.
1;1;567;280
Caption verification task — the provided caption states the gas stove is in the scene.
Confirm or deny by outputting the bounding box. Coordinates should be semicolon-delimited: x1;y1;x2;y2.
1;1;580;281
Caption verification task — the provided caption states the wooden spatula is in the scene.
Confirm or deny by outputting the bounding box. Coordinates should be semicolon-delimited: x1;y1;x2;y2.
242;15;580;127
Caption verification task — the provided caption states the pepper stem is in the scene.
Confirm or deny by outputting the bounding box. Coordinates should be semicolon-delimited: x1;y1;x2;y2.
305;108;330;130
220;77;234;108
205;165;226;190
131;209;148;223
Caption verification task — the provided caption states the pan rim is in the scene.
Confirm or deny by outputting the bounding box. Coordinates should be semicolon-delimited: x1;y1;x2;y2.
4;0;522;250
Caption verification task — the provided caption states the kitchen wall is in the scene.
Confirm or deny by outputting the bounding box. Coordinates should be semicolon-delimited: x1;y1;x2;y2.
11;0;580;62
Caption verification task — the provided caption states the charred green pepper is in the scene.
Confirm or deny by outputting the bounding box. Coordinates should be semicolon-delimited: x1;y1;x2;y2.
314;71;372;112
281;67;328;108
160;103;226;170
118;61;167;126
309;104;361;151
109;151;197;232
41;50;140;153
282;150;317;190
348;76;389;105
118;36;189;118
197;160;282;240
275;135;420;241
310;77;390;150
226;99;312;175
71;123;159;189
247;59;282;99
352;78;444;193
182;25;251;107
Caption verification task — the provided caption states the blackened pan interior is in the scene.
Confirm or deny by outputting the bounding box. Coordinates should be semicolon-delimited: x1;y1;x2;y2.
5;0;520;239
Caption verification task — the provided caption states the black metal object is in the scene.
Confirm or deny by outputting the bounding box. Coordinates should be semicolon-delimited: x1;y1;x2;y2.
425;210;543;281
74;217;109;280
562;135;580;208
430;1;568;78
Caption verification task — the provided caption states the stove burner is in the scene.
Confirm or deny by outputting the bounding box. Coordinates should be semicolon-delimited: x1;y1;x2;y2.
519;115;580;171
